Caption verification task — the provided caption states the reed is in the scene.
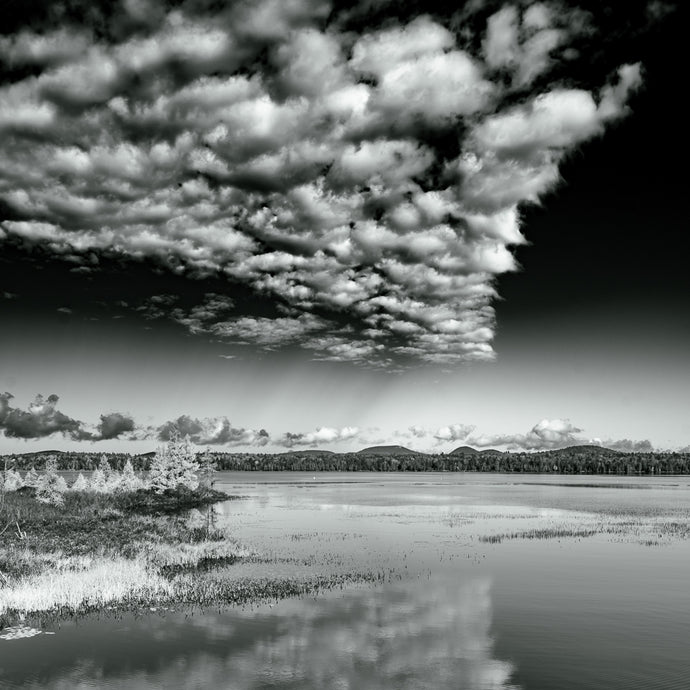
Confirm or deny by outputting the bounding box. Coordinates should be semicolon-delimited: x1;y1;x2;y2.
480;528;599;544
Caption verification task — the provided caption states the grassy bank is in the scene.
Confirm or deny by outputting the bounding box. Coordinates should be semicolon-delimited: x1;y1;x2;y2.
0;487;385;630
0;487;248;626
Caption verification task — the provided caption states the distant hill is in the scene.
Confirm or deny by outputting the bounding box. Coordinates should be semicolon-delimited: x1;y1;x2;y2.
450;446;504;455
12;449;66;457
282;449;335;456
135;451;156;458
548;445;621;455
450;445;479;455
357;445;422;455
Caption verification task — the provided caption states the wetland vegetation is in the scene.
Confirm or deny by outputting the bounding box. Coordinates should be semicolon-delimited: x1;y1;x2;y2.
2;471;690;689
0;439;382;631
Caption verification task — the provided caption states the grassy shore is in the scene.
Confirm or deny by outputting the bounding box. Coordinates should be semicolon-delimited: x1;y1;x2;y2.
0;487;384;629
0;488;243;627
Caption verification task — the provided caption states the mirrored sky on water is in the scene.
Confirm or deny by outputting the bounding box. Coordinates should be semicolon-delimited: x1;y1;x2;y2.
3;474;690;690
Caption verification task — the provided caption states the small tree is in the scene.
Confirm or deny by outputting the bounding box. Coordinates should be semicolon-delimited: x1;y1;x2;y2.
70;473;89;492
148;432;199;494
198;449;217;490
99;455;116;485
24;467;39;487
90;466;107;493
119;459;144;492
36;456;68;505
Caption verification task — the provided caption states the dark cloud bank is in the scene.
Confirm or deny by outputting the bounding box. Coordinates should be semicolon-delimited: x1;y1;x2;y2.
0;0;653;368
0;392;135;442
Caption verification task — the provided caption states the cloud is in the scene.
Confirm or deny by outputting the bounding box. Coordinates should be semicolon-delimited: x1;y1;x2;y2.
0;392;137;442
0;393;83;440
433;424;475;444
277;426;361;448
469;418;583;451
600;438;654;453
156;415;269;447
96;412;136;441
0;1;644;367
0;392;664;452
466;419;657;452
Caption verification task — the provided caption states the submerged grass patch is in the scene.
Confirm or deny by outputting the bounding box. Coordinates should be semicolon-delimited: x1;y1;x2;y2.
480;528;599;544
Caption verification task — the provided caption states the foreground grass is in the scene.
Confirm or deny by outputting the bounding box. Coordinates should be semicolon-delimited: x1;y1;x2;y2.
0;488;244;626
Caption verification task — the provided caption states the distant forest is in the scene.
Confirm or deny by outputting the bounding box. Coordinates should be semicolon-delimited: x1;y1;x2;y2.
3;448;690;475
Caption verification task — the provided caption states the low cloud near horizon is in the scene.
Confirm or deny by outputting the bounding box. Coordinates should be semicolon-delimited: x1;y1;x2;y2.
0;0;645;368
0;392;136;442
0;393;666;453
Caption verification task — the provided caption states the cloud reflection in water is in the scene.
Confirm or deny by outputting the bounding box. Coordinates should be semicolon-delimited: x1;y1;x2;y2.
28;576;518;690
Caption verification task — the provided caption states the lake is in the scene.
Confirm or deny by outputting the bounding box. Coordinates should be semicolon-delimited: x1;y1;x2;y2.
2;472;689;689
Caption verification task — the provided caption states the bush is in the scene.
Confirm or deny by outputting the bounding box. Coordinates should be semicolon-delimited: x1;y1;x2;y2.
113;486;228;515
2;469;23;492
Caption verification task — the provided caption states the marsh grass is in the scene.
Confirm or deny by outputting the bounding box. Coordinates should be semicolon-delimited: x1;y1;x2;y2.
0;487;253;626
0;486;386;628
480;528;599;544
0;558;173;617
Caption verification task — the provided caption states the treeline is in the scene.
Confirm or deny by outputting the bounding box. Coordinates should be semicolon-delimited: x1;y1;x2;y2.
207;450;690;474
3;449;690;474
3;452;139;471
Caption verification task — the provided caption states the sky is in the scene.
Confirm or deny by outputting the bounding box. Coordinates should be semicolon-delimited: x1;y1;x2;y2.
1;0;687;455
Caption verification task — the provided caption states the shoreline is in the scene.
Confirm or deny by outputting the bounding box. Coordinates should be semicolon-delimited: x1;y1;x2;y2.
0;487;384;631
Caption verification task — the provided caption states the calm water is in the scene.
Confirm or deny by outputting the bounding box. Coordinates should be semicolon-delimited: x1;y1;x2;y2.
2;473;690;689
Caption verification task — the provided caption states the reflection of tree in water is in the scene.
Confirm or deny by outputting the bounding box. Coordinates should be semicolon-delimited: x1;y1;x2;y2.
37;576;519;689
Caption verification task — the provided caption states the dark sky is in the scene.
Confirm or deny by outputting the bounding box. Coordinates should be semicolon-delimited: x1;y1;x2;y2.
1;1;687;453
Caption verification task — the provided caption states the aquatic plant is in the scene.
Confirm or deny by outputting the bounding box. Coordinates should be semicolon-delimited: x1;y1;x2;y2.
480;528;599;544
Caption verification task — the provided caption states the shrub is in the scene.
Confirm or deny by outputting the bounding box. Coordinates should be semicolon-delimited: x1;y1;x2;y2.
2;469;23;492
113;485;227;515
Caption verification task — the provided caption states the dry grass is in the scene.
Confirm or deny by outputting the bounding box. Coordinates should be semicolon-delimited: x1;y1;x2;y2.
0;557;173;617
0;488;253;625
